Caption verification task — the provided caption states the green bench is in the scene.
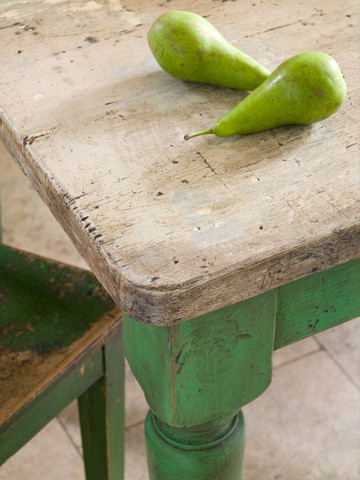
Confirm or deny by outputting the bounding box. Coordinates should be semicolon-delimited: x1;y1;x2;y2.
0;244;124;479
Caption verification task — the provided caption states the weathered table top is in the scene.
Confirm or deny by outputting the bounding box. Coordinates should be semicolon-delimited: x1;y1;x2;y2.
0;0;359;325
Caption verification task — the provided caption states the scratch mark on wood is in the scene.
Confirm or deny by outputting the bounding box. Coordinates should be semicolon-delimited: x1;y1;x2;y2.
22;126;58;146
315;189;351;219
170;324;179;424
236;332;252;340
321;276;332;310
196;151;229;189
246;19;303;37
0;22;20;31
260;271;274;290
196;151;217;175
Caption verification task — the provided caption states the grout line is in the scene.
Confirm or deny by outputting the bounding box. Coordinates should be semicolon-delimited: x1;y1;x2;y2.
273;345;322;370
57;415;83;459
314;336;360;391
125;418;145;431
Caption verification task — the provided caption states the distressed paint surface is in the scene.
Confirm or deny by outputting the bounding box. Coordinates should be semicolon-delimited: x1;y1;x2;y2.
0;353;103;464
125;258;359;478
79;324;125;480
0;244;120;421
0;244;114;353
1;1;359;476
0;245;123;474
0;0;359;324
275;258;360;348
145;411;246;480
124;259;359;427
124;290;277;427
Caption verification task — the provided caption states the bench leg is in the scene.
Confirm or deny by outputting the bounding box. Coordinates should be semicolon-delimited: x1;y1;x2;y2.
78;324;125;480
0;181;3;242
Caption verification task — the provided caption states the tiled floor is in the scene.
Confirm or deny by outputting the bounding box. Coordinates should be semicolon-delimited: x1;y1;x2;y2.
1;141;359;479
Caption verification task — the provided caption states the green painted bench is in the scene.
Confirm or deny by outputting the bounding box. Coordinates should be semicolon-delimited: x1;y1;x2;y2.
0;244;124;479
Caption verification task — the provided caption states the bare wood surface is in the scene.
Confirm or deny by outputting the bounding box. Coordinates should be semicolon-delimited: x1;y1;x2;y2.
0;0;359;324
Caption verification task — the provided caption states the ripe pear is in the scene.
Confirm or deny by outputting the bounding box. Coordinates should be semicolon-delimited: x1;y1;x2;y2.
185;51;347;140
148;10;270;90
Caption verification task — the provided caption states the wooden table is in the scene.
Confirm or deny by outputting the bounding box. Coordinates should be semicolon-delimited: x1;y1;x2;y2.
1;1;359;478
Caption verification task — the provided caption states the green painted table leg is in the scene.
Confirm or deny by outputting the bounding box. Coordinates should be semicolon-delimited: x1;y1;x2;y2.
145;411;245;480
124;259;359;479
125;290;277;480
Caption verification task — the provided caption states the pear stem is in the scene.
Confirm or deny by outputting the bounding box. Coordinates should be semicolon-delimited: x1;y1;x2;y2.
184;128;214;141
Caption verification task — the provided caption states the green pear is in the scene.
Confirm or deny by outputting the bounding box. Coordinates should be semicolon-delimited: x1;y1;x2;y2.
185;51;347;140
147;10;270;90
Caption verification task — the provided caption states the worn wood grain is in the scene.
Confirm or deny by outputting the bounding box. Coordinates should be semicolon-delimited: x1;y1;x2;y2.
0;0;359;324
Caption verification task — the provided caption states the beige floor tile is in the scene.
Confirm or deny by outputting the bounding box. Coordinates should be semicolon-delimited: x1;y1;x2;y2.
57;406;149;480
0;418;84;480
316;317;360;388
125;351;360;480
273;335;320;368
57;402;83;452
0;142;87;268
243;350;360;480
54;414;149;480
125;422;148;480
125;361;149;427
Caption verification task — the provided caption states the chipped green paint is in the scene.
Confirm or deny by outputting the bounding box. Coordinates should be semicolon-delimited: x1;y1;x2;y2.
0;191;2;243
0;245;115;353
0;244;124;479
145;411;245;480
79;325;125;480
125;290;276;480
125;258;359;480
125;258;359;429
124;289;277;428
0;352;104;463
274;258;360;348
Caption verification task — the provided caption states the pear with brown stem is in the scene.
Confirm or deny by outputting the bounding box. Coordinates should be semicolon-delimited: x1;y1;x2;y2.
185;52;347;140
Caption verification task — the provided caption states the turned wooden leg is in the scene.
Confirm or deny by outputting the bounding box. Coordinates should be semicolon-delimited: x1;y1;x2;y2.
124;290;277;480
145;411;245;480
